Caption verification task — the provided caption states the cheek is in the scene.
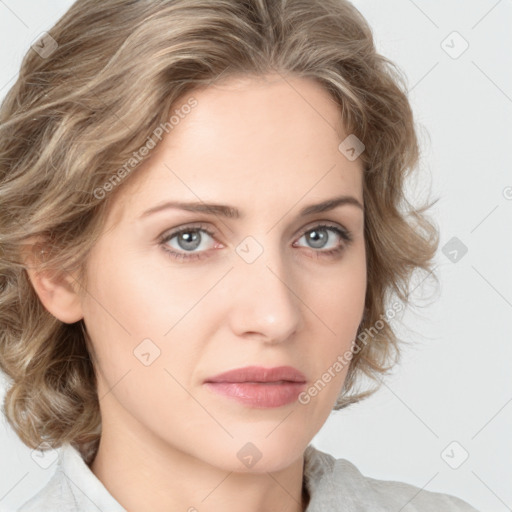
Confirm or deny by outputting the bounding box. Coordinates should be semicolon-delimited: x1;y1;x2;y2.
304;244;366;390
82;249;199;341
80;250;212;389
318;244;367;337
79;253;162;386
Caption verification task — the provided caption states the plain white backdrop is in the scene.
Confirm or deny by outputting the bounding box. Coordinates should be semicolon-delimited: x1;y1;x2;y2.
0;1;510;511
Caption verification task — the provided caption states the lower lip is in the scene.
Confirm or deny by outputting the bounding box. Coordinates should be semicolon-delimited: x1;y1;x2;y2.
204;381;307;408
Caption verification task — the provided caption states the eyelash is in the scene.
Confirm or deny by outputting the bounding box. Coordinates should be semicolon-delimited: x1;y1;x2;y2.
158;222;353;262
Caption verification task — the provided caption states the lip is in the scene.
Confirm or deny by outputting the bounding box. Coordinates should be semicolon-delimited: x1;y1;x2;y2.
204;365;307;384
203;366;307;408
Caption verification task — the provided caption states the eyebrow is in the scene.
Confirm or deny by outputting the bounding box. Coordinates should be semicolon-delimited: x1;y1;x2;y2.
140;195;363;219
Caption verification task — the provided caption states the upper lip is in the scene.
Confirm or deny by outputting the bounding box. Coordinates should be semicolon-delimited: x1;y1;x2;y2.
204;365;306;384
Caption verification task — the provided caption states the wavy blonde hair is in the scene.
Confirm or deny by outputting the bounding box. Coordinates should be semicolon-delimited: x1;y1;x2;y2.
0;0;438;463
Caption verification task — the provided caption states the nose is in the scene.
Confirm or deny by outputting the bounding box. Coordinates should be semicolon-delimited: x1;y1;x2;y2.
227;248;302;344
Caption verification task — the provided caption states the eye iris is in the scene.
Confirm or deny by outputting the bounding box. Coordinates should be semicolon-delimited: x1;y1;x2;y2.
178;230;201;251
307;228;328;249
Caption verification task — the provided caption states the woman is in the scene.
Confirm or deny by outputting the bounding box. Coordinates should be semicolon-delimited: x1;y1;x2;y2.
0;0;479;510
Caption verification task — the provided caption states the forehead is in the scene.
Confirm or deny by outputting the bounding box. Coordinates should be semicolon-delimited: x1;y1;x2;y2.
107;72;363;226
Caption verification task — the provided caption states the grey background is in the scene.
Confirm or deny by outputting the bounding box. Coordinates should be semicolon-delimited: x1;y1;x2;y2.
0;1;511;511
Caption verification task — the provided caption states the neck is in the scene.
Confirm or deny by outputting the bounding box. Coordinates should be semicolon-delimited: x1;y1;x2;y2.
90;405;308;512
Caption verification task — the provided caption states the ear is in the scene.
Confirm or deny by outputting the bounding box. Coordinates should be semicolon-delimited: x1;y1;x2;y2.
21;238;84;324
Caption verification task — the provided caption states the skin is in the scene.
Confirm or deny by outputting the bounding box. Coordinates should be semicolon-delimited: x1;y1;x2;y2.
26;73;366;512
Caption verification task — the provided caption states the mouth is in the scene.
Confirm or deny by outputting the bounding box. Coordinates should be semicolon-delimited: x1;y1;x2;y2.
203;366;307;408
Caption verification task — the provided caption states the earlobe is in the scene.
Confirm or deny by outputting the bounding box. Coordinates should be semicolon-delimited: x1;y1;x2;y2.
22;242;84;324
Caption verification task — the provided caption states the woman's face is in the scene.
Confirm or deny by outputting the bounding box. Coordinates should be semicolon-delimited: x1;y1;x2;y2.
79;73;366;472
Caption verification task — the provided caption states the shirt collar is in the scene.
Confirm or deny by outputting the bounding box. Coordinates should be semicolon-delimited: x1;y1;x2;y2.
59;443;127;511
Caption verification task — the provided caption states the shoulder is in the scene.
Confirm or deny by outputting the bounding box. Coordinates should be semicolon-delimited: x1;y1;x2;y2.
17;467;71;511
303;444;480;512
17;444;126;512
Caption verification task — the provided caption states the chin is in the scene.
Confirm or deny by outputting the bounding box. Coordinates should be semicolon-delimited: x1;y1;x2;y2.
204;437;306;474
